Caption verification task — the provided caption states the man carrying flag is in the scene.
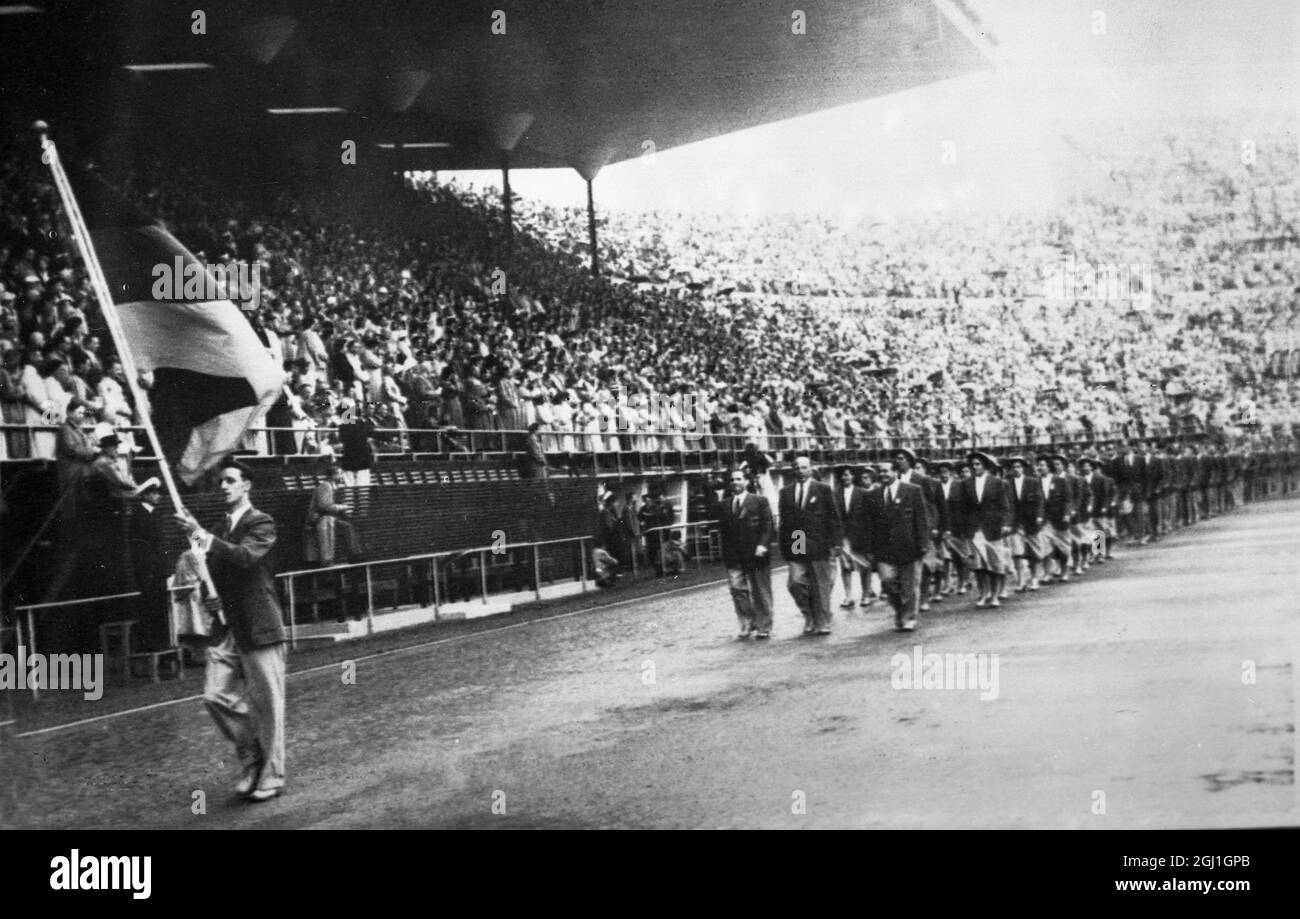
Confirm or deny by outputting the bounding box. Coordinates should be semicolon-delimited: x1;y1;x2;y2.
40;125;289;801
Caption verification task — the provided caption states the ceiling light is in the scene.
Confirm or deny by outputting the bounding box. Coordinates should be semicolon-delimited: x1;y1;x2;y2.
266;107;347;115
124;62;213;72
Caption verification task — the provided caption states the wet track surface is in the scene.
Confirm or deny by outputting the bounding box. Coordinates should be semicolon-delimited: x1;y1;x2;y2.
7;499;1299;829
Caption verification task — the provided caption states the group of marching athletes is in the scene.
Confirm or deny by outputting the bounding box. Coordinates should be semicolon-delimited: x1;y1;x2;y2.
717;437;1299;637
843;439;1298;622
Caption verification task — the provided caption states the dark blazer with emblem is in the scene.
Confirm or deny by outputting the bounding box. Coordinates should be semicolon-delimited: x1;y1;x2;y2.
779;478;842;561
1042;474;1075;527
862;480;930;565
207;506;288;651
959;474;1012;541
718;491;774;571
1007;474;1045;534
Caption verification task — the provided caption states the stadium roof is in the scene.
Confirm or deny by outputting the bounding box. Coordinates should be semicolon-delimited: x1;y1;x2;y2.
5;0;992;177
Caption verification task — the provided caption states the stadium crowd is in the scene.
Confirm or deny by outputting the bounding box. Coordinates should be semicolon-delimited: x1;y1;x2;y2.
1;114;1297;471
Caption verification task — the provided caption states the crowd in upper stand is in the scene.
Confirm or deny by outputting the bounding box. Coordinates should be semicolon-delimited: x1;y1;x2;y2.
1;113;1297;465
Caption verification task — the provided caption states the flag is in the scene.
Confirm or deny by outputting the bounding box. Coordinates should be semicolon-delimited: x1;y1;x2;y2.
68;165;285;484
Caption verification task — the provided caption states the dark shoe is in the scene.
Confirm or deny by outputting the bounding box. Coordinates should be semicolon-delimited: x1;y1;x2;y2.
814;628;831;635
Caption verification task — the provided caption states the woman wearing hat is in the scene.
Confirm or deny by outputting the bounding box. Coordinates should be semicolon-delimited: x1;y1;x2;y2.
1004;456;1047;592
1039;454;1077;582
959;451;1012;608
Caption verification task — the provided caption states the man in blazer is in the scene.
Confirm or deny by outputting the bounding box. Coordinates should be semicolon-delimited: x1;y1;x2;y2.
960;451;1012;607
862;461;930;631
719;469;775;638
834;465;871;609
1141;439;1164;543
178;457;288;803
779;455;842;635
1110;438;1146;543
893;448;947;611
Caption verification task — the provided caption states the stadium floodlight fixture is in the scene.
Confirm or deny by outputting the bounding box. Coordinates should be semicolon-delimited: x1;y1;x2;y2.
266;107;347;115
124;62;214;72
0;4;42;13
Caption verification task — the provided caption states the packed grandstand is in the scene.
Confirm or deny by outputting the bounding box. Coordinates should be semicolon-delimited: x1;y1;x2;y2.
1;112;1298;469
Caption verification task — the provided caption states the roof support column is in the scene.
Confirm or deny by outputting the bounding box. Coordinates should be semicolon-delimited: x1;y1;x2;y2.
571;146;611;278
586;176;599;277
501;149;513;254
486;113;534;266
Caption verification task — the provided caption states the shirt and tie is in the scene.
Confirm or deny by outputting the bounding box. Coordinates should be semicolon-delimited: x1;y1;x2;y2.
222;503;252;538
974;474;986;502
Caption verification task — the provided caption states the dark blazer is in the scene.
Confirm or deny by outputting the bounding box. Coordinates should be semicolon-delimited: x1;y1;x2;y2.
1042;474;1075;527
207;506;288;651
1111;451;1145;499
940;478;967;539
835;484;871;553
1141;452;1164;501
960;474;1012;541
900;470;947;534
1006;474;1045;534
1069;473;1091;522
779;478;842;561
1085;472;1116;516
718;491;774;571
863;481;930;565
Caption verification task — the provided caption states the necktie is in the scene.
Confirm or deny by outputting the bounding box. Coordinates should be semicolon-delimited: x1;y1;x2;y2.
797;483;805;508
888;484;896;504
733;495;741;516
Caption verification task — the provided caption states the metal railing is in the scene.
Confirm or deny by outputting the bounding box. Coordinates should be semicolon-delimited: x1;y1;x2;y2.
0;420;1184;465
275;519;723;646
9;584;198;699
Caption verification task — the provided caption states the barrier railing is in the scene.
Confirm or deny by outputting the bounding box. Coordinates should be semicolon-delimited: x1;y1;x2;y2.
275;519;724;647
0;421;1184;466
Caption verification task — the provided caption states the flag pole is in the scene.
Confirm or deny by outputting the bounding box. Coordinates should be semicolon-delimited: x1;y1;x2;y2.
35;121;187;513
